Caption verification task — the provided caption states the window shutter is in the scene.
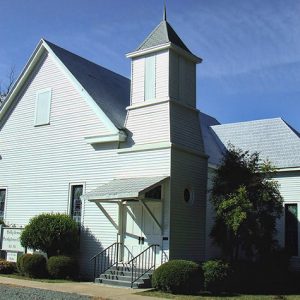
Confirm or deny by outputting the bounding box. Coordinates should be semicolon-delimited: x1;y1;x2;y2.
144;56;156;100
35;90;51;126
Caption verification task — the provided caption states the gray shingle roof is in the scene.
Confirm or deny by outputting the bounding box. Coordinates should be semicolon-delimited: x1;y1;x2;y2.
83;176;168;201
209;118;300;169
136;20;192;53
199;112;223;166
45;40;130;129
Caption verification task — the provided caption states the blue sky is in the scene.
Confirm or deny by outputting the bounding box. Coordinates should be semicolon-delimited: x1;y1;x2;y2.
0;0;299;130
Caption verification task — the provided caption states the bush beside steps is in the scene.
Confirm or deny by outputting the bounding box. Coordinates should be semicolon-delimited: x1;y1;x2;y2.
152;259;202;294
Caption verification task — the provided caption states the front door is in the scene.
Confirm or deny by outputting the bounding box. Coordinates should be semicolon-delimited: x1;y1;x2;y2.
123;201;162;261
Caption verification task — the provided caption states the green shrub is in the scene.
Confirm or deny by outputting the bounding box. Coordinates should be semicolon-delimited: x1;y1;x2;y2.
17;253;32;275
0;259;16;274
22;253;47;278
20;213;79;257
152;260;202;294
47;255;78;279
202;259;230;293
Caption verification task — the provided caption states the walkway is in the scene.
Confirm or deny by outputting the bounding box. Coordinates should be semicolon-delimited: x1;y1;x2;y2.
0;276;163;300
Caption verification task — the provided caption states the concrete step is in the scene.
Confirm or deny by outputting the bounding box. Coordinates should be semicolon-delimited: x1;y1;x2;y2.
94;262;154;288
96;278;145;288
104;269;153;277
100;273;151;282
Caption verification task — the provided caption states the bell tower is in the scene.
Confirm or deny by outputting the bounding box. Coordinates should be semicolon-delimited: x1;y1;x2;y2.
125;6;208;261
125;6;203;150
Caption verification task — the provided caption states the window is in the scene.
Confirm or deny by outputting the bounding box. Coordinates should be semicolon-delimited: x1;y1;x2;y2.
70;185;83;225
285;204;298;256
184;189;190;203
145;186;161;199
35;89;52;126
144;56;156;100
183;186;194;205
0;189;6;221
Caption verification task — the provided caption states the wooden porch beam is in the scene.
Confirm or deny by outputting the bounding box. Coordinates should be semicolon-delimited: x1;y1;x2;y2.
139;199;162;234
95;202;119;231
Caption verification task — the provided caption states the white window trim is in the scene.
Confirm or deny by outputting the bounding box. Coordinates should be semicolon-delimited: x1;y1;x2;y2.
34;88;52;126
68;182;86;222
0;187;8;221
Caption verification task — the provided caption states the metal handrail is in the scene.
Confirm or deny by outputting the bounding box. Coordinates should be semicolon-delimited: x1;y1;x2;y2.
128;244;158;288
90;242;122;279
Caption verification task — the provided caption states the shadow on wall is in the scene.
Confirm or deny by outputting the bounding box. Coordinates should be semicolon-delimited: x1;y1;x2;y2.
79;226;104;280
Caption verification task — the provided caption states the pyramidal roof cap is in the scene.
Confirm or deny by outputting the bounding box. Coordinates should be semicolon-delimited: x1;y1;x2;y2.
136;20;192;54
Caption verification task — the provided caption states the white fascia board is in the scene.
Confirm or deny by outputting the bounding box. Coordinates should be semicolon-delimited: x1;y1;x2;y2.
170;44;202;64
126;42;201;64
126;43;171;58
0;40;45;121
118;141;172;154
172;143;208;159
126;98;169;110
85;131;127;144
275;167;300;172
42;40;119;134
126;97;199;113
87;194;139;201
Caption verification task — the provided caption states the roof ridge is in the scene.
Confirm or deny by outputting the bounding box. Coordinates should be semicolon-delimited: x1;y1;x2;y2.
136;20;166;51
281;119;300;139
211;117;283;128
44;39;129;80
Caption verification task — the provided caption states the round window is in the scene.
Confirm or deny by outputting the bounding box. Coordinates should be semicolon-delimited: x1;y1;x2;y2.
184;188;190;203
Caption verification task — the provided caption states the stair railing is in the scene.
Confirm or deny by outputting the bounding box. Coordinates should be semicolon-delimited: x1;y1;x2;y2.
90;242;122;279
128;244;158;288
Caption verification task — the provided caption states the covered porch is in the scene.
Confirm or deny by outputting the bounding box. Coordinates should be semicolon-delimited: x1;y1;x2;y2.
81;176;170;287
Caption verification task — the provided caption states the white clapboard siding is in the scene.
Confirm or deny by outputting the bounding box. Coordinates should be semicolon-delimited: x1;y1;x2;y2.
169;148;207;261
125;102;170;145
169;51;179;100
0;52;171;277
131;57;145;105
169;51;196;107
170;103;204;152
131;50;169;105
155;51;169;99
179;57;196;107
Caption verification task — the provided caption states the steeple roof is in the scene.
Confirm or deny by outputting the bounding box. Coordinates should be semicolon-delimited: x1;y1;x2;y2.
136;20;192;54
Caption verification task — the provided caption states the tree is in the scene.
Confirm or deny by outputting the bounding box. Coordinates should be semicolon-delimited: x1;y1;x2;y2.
0;67;15;105
210;146;283;262
20;213;79;257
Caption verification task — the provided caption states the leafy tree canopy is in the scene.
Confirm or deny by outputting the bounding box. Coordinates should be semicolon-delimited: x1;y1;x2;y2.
211;146;283;261
20;213;79;257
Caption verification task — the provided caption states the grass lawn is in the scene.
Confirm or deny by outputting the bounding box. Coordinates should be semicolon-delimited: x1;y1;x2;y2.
0;273;77;283
138;290;300;300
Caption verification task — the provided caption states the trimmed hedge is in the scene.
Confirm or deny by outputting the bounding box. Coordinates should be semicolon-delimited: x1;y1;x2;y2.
20;213;79;257
22;254;47;278
47;256;78;279
202;259;230;293
17;254;31;275
0;259;16;274
152;260;202;294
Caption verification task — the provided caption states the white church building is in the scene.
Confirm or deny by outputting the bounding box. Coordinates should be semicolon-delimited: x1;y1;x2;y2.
0;10;300;286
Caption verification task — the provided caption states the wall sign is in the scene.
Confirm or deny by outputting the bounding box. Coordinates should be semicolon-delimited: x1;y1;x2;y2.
6;251;18;262
1;228;24;252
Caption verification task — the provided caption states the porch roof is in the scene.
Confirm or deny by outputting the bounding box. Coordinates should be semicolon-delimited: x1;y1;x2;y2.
83;176;169;201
